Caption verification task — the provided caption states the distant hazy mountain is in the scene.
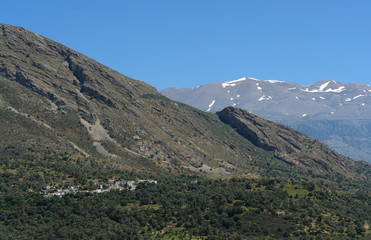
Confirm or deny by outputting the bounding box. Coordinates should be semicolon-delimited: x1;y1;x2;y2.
162;77;371;162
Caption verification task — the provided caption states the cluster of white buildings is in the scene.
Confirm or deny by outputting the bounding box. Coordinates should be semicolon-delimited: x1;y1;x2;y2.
42;179;157;197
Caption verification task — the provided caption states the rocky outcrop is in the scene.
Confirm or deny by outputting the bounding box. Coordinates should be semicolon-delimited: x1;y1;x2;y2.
217;107;355;175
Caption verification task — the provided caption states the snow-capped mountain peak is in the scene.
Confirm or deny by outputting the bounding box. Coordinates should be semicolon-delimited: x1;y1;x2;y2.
302;80;346;93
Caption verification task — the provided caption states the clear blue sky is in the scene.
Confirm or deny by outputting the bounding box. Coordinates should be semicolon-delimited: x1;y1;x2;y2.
2;0;370;90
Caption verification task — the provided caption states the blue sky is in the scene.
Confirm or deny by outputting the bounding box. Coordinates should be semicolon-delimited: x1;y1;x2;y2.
2;1;370;90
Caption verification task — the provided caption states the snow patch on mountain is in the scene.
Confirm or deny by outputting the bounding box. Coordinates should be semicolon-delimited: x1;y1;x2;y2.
222;82;236;88
258;95;272;101
319;81;331;91
229;77;248;83
353;94;366;100
206;100;216;112
300;86;346;93
266;80;284;83
222;77;249;88
328;86;346;92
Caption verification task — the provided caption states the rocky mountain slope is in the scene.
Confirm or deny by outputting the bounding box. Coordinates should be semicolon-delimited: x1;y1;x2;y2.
162;77;371;162
0;24;368;180
217;107;354;174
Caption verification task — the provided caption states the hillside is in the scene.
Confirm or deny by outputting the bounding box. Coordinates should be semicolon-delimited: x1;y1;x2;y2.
0;24;370;239
161;77;371;162
0;24;265;178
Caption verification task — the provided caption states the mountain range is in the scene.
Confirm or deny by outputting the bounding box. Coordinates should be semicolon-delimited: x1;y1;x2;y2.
1;23;369;180
162;77;371;162
1;24;370;239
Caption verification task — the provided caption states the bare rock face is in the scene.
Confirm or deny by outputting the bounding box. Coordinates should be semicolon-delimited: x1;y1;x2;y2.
217;107;355;175
0;24;122;109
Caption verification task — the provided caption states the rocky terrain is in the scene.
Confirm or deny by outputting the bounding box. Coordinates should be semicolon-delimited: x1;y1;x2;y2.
162;77;371;162
217;107;355;175
0;24;260;177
